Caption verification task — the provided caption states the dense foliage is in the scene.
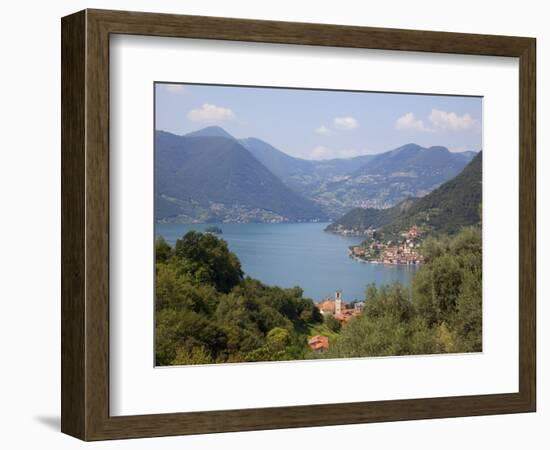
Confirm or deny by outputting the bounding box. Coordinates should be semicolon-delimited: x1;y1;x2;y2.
156;226;482;365
155;232;323;365
319;227;482;358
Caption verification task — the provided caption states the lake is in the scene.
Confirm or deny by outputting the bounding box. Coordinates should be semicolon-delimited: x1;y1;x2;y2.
156;222;417;302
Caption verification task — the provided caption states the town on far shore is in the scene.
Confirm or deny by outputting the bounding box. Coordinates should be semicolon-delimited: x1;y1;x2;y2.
349;225;424;266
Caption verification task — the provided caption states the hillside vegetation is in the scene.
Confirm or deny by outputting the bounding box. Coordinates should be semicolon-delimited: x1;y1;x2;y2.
318;227;482;358
155;226;482;365
327;151;482;238
155;232;324;365
155;131;327;223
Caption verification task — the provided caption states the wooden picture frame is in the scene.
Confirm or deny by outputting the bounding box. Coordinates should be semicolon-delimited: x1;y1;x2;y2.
61;9;536;441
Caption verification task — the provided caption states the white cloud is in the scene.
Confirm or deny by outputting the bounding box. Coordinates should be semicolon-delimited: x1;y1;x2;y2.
162;84;186;94
429;109;479;131
187;103;235;122
309;145;371;160
314;125;332;136
396;110;479;133
333;116;359;130
395;112;429;131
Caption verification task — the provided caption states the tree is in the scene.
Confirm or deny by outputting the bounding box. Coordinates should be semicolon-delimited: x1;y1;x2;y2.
324;314;341;333
155;308;228;366
319;227;482;359
155;236;173;263
245;327;292;362
155;233;338;366
266;327;291;351
172;346;213;365
155;263;218;313
451;269;482;352
174;231;243;293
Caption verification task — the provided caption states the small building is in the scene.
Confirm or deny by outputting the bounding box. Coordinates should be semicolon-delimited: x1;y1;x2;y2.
308;335;329;351
315;291;364;324
335;308;359;323
315;291;344;316
315;299;336;315
407;225;419;239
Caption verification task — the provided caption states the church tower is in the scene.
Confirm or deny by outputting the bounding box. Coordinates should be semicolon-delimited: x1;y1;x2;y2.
335;290;342;314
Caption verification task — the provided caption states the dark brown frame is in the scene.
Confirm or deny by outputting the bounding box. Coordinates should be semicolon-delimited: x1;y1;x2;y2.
61;9;536;441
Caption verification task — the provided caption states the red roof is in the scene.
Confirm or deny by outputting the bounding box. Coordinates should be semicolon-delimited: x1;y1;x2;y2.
308;335;329;350
315;300;336;313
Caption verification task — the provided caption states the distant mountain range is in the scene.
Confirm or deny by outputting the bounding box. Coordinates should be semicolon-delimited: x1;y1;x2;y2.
241;136;475;216
155;126;479;223
314;143;477;215
326;151;482;237
240;137;375;183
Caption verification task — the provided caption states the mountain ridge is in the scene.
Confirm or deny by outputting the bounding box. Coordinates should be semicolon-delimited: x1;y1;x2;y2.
156;126;479;221
155;130;327;223
326;151;482;237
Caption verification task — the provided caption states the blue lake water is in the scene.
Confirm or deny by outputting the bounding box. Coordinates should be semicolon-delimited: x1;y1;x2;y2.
156;222;417;302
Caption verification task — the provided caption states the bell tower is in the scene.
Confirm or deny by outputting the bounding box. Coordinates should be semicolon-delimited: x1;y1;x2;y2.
335;290;342;314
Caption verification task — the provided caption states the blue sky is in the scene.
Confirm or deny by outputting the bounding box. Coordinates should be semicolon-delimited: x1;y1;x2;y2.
155;82;482;160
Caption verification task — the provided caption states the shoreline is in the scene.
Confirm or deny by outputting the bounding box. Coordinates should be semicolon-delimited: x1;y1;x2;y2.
350;255;422;267
348;249;423;267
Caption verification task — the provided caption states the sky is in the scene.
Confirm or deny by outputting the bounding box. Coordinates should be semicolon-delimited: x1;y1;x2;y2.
155;82;482;160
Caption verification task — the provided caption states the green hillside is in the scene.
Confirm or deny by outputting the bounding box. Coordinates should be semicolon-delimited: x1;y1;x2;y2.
325;198;415;234
155;131;327;223
326;151;482;237
380;151;482;236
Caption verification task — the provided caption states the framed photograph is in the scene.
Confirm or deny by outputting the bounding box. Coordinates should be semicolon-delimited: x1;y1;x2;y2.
61;9;536;440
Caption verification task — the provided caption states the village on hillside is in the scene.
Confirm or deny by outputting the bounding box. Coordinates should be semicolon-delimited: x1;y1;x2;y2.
349;225;424;265
308;290;364;351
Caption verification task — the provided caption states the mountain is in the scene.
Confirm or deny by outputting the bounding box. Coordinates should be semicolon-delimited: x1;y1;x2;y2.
354;143;472;181
185;126;235;139
239;137;314;181
240;137;378;217
326;151;482;236
185;130;476;217
309;155;376;177
319;144;476;214
157;126;477;222
380;150;482;236
454;150;478;162
240;137;376;181
155;131;327;223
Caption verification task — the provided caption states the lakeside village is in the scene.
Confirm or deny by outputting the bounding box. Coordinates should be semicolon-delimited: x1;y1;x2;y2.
348;225;424;266
307;226;425;351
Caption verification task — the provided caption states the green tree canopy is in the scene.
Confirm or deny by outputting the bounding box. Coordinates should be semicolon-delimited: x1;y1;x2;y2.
174;231;243;293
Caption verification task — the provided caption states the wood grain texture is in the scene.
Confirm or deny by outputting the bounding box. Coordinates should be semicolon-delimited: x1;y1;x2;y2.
518;38;536;409
61;10;86;439
61;8;537;441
